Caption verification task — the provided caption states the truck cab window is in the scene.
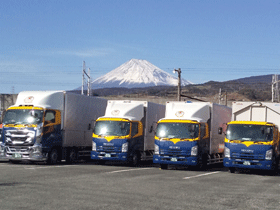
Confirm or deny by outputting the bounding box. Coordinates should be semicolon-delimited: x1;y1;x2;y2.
45;111;56;124
200;123;206;138
131;122;138;136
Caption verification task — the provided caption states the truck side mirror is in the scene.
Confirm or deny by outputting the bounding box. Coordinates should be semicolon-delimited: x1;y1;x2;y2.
218;127;223;135
149;125;153;133
265;127;271;134
91;120;96;129
190;124;196;132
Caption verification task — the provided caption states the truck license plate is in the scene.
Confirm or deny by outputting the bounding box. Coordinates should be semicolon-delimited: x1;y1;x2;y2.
13;153;22;159
243;161;250;165
171;158;177;162
105;154;111;158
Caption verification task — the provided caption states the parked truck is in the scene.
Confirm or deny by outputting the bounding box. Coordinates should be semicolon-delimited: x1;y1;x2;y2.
222;101;280;173
0;91;107;164
153;101;232;169
91;100;165;165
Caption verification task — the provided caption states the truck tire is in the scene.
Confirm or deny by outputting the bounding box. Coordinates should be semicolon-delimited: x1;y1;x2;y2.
198;154;208;170
9;160;20;164
129;152;140;167
271;157;279;175
47;149;59;165
160;164;168;170
66;148;77;164
97;160;106;165
229;167;235;173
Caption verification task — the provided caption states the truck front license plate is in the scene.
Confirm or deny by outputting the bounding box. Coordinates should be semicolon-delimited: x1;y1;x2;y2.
105;154;111;158
13;153;22;159
243;161;250;165
171;158;177;162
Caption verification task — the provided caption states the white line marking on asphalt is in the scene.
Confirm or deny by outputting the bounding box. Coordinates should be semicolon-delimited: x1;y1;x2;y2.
25;165;79;170
106;168;153;174
183;171;220;179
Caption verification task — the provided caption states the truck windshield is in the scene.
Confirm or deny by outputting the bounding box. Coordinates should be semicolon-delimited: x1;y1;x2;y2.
156;123;199;139
226;124;274;142
3;109;44;125
93;121;130;136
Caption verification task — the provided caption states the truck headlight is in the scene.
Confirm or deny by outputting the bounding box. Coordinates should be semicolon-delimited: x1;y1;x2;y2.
122;142;128;153
224;147;230;158
265;149;273;160
191;145;198;156
31;143;42;154
92;141;96;151
154;144;159;155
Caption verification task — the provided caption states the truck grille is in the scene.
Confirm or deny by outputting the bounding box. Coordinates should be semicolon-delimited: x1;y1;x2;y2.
97;146;121;152
232;152;264;160
5;129;35;145
162;148;190;157
7;146;30;153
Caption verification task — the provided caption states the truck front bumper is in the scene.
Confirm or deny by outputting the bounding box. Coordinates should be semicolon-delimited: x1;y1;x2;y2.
91;151;128;161
6;152;48;162
224;158;274;170
5;146;48;162
153;155;198;166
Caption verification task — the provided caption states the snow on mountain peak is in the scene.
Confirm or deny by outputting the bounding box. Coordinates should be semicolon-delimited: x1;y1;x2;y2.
90;59;192;89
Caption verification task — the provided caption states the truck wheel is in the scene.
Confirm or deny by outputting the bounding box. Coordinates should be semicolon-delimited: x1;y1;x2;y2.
47;149;59;165
66;148;77;164
9;160;20;164
129;153;140;167
229;167;235;173
97;160;106;165
271;158;279;175
160;164;168;170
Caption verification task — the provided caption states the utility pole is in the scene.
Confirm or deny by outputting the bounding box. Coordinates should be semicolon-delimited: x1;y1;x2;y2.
81;61;86;95
81;61;91;96
218;88;228;106
272;74;279;102
87;68;91;96
219;88;222;104
173;68;181;101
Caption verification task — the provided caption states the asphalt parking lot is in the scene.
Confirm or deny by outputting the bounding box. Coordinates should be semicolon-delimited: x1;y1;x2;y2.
0;160;279;210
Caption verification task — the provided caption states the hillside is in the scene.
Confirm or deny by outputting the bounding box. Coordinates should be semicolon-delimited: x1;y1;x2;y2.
79;74;276;105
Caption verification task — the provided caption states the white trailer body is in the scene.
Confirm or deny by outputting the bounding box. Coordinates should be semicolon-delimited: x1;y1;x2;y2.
63;93;107;147
232;101;280;127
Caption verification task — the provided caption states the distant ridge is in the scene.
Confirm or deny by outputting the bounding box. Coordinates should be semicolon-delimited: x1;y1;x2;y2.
228;74;276;84
88;59;192;89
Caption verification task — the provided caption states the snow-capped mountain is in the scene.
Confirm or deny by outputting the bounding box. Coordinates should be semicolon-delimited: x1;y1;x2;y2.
89;59;192;89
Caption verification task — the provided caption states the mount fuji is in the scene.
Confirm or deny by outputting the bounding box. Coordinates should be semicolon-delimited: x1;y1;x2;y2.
89;59;192;89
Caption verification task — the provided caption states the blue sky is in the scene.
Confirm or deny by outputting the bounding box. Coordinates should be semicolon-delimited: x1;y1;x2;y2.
1;0;279;93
